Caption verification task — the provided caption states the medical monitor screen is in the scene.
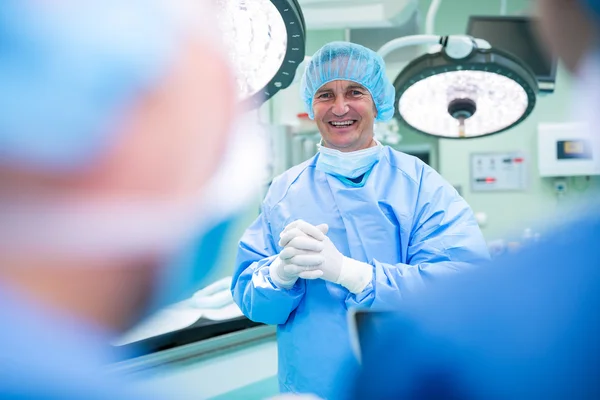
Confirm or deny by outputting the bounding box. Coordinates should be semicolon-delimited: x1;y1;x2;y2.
467;16;557;85
557;140;593;160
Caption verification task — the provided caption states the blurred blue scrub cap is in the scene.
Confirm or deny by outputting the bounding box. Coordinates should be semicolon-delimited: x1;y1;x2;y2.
0;0;182;171
300;41;396;122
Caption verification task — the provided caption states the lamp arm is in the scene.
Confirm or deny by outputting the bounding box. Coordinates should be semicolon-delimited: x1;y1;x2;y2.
376;35;442;60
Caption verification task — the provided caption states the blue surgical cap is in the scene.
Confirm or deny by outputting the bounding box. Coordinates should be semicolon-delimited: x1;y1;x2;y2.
300;41;395;122
0;0;183;171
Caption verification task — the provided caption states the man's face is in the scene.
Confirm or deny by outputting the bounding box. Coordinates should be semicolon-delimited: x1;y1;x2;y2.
312;79;377;152
535;0;597;72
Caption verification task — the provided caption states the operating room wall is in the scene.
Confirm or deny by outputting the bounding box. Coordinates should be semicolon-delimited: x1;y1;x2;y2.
418;0;600;241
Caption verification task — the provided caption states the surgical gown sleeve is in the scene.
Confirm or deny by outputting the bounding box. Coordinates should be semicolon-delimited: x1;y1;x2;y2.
231;204;306;325
347;165;490;309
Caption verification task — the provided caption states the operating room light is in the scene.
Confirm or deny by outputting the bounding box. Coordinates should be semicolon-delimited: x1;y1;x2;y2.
216;0;306;107
399;70;530;138
379;35;538;139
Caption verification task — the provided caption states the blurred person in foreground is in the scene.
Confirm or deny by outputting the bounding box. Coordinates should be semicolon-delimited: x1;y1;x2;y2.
338;0;600;399
0;0;262;398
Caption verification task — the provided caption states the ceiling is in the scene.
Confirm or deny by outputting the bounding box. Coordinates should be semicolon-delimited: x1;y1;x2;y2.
297;0;420;30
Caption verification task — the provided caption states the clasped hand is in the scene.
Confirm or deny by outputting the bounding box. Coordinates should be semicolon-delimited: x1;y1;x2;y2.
269;220;344;288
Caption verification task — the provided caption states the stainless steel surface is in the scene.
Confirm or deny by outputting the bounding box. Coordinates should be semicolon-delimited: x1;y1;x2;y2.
109;325;276;375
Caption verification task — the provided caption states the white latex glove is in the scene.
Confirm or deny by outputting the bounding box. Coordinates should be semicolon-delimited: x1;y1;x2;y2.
309;225;373;294
278;219;328;247
269;220;328;289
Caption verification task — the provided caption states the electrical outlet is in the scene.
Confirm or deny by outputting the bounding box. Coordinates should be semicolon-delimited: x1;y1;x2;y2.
554;178;568;195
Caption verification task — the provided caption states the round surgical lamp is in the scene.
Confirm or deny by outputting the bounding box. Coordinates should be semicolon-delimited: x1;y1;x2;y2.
378;35;538;139
216;0;306;109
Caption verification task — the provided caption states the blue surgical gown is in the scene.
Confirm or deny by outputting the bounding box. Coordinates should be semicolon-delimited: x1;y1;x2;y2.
344;214;600;400
231;146;490;399
0;283;164;399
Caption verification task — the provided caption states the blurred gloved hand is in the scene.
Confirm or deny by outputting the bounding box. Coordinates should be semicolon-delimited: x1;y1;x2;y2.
269;220;328;289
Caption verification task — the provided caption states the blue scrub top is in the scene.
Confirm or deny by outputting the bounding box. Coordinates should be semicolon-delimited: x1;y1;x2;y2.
0;283;163;399
231;146;490;399
344;213;600;400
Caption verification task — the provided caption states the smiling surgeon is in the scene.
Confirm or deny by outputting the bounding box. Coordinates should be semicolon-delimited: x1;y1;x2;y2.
231;41;490;399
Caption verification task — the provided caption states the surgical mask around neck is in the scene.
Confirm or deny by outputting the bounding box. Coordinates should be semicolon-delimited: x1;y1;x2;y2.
316;139;383;179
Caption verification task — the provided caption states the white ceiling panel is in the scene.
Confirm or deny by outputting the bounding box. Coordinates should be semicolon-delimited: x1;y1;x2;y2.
298;0;419;29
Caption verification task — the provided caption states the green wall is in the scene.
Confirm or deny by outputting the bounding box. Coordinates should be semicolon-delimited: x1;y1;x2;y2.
417;0;599;240
306;29;347;54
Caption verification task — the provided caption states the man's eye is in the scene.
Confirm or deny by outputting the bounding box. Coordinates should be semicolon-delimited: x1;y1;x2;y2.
351;90;363;96
318;93;332;99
